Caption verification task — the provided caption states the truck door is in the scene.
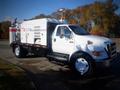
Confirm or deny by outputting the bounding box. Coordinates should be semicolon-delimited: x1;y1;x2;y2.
52;26;74;54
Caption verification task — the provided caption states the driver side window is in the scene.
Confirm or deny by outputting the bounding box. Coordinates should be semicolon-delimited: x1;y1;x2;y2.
56;26;71;38
56;27;62;36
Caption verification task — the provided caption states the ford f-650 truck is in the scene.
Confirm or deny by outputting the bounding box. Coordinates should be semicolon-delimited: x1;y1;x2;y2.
9;18;116;76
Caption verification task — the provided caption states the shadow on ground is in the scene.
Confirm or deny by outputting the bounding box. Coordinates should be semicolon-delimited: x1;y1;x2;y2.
0;59;35;90
23;52;120;90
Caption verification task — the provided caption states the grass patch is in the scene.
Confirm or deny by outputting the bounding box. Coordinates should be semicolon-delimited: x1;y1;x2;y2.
0;58;35;90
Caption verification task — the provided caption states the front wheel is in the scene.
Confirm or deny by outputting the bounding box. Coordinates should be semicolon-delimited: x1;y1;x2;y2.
70;53;94;76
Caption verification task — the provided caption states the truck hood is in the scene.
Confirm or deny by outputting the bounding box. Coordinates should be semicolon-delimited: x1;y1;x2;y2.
75;35;112;46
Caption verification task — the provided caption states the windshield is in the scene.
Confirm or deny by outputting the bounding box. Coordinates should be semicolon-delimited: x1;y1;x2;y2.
69;25;89;35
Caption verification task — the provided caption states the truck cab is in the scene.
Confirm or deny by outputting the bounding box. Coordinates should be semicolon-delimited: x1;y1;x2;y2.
52;24;116;60
49;24;116;75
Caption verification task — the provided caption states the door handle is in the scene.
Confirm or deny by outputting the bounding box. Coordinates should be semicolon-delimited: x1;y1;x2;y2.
69;41;73;43
54;38;56;42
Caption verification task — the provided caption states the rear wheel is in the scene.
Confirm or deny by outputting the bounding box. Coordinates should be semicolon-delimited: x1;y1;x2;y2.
14;45;28;58
47;57;53;61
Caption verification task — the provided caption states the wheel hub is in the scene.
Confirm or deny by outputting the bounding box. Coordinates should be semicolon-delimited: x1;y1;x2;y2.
15;46;20;56
75;58;89;75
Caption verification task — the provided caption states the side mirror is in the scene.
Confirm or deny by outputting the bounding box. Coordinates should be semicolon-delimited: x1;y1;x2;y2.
67;34;72;39
60;34;64;38
65;34;73;39
68;35;72;39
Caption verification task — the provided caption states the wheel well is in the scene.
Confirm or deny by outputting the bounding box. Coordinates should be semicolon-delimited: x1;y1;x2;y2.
12;44;23;53
69;51;94;62
12;44;17;53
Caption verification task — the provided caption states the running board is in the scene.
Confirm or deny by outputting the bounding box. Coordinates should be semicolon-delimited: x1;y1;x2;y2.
47;54;68;61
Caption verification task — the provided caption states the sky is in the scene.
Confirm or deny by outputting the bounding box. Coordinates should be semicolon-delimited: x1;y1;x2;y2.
0;0;96;21
0;0;120;22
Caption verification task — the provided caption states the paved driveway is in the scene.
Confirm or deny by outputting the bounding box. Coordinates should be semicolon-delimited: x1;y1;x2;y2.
0;40;120;90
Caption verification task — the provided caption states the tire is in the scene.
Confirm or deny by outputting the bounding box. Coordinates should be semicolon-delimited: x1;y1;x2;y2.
14;45;28;58
70;53;94;76
47;57;53;61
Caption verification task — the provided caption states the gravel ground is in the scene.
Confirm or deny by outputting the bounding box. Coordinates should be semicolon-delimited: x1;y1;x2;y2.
0;40;120;90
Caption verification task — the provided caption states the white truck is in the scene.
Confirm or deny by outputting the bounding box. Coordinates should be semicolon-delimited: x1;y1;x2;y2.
9;18;117;76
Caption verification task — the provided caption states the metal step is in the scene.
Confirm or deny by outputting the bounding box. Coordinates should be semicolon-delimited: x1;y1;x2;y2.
47;54;68;61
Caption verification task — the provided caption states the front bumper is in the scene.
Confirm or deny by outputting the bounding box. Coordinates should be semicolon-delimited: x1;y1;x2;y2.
96;60;111;68
95;55;117;68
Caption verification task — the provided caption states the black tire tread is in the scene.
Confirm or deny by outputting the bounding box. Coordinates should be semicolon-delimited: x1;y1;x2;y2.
70;53;94;77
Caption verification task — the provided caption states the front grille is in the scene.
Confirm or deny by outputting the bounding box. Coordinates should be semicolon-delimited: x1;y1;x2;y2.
106;43;116;58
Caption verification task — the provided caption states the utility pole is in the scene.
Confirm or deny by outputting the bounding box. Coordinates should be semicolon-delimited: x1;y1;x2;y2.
59;8;65;23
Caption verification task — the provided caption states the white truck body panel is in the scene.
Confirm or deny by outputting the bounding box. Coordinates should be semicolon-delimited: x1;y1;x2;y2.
20;18;59;45
73;35;112;61
52;25;75;54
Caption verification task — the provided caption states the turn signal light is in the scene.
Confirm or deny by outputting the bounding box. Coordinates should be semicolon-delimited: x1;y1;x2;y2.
92;51;101;56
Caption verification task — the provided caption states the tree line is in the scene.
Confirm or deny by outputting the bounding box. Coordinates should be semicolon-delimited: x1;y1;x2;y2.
0;0;120;39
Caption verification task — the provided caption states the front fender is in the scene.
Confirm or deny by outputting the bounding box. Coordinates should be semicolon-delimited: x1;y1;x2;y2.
69;51;94;62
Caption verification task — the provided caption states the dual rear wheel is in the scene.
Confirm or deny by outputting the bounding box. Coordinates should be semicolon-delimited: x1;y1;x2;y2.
13;45;28;58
